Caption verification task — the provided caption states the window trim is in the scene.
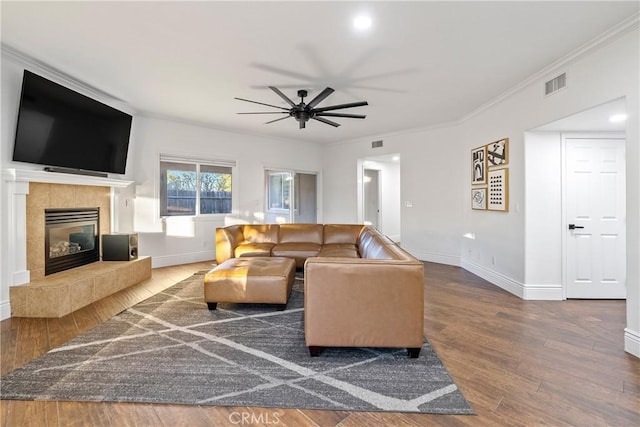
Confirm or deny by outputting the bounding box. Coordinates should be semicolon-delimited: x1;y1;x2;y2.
159;153;236;218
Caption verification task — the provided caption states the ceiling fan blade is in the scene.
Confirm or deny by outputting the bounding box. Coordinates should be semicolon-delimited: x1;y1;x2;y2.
265;116;292;125
235;97;290;111
269;86;297;108
312;101;368;113
312;116;341;127
306;87;335;109
316;112;366;119
237;112;289;115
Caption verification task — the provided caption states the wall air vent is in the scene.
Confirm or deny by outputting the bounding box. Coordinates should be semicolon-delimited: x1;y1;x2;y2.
371;140;383;148
545;73;566;96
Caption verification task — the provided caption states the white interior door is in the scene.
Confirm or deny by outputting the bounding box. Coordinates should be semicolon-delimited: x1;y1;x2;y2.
565;138;626;299
364;169;380;229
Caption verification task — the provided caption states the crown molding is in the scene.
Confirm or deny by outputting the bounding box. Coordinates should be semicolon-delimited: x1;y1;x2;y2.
458;12;640;125
1;43;134;113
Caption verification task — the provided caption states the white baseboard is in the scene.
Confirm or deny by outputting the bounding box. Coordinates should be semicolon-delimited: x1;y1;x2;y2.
461;259;525;298
404;248;460;266
150;250;215;269
522;283;564;300
0;300;11;321
460;259;564;300
624;328;640;358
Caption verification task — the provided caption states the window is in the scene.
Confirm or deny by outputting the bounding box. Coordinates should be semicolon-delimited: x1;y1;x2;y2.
160;155;234;217
267;172;292;210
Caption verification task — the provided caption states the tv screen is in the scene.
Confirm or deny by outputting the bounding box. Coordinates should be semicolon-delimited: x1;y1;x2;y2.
12;70;132;174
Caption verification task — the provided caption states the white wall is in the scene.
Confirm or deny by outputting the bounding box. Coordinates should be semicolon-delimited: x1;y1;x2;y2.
323;27;639;356
128;116;323;267
325;125;465;265
459;29;638;299
523;131;563;297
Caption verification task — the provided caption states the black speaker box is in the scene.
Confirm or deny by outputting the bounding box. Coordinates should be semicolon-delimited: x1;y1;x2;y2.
102;233;138;261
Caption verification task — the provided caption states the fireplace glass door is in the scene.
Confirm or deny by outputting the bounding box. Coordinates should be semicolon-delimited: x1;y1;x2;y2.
45;208;100;275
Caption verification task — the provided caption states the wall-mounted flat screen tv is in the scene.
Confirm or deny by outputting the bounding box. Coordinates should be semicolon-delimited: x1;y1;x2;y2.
12;70;132;175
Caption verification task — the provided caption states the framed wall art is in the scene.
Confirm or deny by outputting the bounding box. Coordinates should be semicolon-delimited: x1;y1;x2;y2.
471;145;487;184
488;168;509;212
472;188;487;210
487;138;509;168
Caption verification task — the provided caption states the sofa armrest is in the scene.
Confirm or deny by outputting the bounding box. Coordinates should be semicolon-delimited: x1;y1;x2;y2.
304;257;425;349
215;225;243;264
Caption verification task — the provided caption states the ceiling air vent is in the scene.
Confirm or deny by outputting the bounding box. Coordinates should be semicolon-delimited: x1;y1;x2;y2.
371;140;383;148
545;73;566;96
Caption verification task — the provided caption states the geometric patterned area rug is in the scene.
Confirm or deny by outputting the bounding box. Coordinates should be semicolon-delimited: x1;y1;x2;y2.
0;271;474;415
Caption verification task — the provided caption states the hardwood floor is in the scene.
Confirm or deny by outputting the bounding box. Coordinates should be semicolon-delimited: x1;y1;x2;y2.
1;261;638;426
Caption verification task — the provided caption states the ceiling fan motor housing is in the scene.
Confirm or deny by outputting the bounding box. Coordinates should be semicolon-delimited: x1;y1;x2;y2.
235;86;367;129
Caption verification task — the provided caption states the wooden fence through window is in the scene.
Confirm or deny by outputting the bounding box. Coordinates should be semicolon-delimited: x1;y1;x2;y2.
167;190;231;214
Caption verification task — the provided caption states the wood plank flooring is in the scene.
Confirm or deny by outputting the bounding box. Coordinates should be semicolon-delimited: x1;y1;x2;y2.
1;261;638;426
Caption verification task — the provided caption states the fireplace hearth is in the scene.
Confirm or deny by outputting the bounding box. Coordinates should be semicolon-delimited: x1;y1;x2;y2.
45;208;100;275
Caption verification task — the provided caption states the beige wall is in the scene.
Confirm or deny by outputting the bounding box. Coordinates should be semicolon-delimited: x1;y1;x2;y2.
26;183;110;279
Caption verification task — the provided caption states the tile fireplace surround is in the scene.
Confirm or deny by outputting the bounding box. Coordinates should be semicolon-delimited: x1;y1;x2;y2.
1;168;147;319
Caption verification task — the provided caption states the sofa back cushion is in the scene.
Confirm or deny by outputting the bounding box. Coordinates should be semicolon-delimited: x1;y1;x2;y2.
360;238;392;259
323;224;364;245
216;225;244;264
279;224;323;244
242;224;279;243
357;226;393;255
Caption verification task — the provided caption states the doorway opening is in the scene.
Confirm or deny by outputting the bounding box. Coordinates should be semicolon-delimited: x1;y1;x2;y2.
357;154;401;242
525;97;627;299
265;169;317;224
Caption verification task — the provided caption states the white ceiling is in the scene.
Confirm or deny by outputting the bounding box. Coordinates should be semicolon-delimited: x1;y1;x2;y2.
1;1;638;144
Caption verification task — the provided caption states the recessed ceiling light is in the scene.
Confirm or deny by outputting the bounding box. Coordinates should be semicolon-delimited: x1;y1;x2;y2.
353;15;372;31
609;114;627;123
392;156;400;161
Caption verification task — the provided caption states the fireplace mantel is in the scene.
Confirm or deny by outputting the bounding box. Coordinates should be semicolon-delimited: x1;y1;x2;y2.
2;168;133;188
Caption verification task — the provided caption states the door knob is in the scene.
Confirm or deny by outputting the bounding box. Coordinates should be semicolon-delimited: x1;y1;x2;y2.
568;224;584;230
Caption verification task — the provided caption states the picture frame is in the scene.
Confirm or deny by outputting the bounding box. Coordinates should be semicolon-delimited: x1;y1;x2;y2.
472;188;487;210
471;145;487;184
487;138;509;168
488;168;509;212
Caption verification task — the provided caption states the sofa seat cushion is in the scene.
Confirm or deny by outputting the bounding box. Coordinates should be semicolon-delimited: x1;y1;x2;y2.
235;242;275;258
318;243;359;258
272;242;321;267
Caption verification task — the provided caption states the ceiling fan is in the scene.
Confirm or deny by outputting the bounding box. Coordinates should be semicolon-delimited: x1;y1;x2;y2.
235;87;367;129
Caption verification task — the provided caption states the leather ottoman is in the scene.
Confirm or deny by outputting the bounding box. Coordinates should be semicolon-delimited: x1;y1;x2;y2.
204;257;295;310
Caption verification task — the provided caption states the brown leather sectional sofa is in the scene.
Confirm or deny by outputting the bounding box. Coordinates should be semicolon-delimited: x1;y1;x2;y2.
215;223;425;357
